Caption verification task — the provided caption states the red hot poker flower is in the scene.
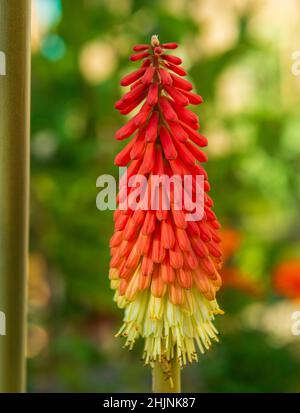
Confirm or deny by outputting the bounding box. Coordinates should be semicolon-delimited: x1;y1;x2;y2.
109;35;223;366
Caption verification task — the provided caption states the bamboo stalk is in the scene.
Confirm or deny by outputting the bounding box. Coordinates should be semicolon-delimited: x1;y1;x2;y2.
0;0;31;392
152;359;181;393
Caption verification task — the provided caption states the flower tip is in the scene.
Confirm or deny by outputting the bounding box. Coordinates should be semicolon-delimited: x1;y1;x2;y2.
151;34;160;47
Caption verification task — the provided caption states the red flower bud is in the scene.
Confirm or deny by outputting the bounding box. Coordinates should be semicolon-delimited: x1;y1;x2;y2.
133;44;150;52
145;111;159;142
170;73;192;91
146;83;159;105
163;85;189;106
141;66;155;84
158;97;178;122
158;68;173;85
162;42;178;49
130;51;150;61
180;89;203;105
160;126;177;159
162;54;182;65
120;67;146;86
164;62;187;76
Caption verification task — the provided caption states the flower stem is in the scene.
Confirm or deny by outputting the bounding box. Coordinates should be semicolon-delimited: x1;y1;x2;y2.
0;0;31;392
152;359;181;393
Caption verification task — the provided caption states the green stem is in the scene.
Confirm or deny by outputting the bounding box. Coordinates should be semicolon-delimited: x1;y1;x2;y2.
0;0;31;392
152;359;181;393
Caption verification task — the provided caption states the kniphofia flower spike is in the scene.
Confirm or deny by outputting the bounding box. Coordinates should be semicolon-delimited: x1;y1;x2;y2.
109;35;223;369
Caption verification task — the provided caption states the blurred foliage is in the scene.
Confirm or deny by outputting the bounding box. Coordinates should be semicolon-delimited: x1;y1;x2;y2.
28;0;300;392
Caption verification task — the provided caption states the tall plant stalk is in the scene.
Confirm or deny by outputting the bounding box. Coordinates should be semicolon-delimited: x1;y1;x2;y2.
0;0;31;392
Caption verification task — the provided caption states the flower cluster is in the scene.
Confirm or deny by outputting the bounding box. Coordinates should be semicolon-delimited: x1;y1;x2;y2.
109;35;223;366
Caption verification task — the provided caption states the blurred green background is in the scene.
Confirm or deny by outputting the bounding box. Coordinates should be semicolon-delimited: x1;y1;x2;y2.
28;0;300;392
